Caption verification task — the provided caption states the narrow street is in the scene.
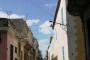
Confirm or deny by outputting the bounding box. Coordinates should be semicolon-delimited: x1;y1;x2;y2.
0;0;90;60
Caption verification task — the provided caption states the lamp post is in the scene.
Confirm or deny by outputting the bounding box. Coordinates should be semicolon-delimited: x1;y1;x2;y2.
49;21;67;26
49;21;67;33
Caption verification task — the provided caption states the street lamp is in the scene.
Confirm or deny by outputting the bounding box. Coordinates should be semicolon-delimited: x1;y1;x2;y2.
49;21;67;26
49;21;67;33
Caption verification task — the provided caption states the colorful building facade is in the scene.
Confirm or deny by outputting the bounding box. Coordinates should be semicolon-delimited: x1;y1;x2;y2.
0;18;40;60
0;18;19;60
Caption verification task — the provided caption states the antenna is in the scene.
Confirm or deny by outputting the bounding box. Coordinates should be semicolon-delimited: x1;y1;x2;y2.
6;10;12;19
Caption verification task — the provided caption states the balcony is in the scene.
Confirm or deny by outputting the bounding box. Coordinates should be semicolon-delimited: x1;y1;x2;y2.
67;0;90;16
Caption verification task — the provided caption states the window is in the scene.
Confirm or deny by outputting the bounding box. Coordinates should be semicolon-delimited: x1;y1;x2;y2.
61;8;64;25
15;47;17;53
62;46;65;60
10;45;13;60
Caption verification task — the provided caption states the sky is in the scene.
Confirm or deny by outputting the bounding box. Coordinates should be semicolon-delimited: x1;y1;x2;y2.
0;0;58;58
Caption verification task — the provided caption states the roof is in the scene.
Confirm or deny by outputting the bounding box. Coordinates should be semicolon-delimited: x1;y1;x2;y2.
52;0;61;29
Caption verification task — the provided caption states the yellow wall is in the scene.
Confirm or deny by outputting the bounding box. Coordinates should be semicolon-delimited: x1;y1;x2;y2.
75;16;85;60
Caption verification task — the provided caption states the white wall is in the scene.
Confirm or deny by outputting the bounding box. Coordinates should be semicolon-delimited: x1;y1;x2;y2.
53;0;69;60
49;0;78;60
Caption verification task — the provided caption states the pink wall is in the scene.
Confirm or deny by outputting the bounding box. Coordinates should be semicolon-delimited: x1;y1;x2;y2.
7;31;18;60
0;31;7;60
7;31;15;60
0;31;16;60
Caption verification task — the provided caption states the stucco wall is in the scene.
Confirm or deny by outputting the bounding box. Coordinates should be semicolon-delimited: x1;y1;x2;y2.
53;0;69;60
75;16;85;60
48;37;55;60
67;14;86;60
67;13;77;60
48;0;86;60
7;30;19;60
0;31;7;60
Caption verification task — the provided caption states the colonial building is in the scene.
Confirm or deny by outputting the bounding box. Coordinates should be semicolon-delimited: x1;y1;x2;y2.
12;19;40;60
0;18;19;60
24;30;35;60
12;19;29;60
33;38;39;60
48;0;86;60
0;18;40;60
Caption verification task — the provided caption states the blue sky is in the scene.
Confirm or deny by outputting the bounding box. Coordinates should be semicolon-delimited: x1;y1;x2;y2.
0;0;58;58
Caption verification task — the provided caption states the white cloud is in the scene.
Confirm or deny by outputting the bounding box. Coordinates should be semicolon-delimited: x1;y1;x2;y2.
0;11;25;19
39;20;53;34
26;19;40;26
38;39;49;58
0;11;8;18
10;14;25;19
44;3;56;9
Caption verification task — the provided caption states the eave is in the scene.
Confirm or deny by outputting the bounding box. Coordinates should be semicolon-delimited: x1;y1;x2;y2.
52;0;61;29
67;0;90;16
